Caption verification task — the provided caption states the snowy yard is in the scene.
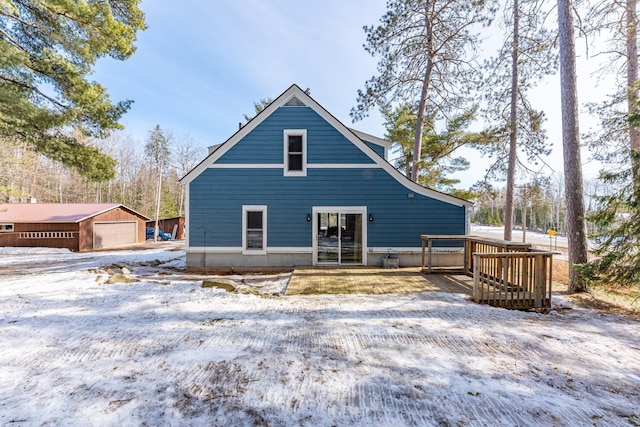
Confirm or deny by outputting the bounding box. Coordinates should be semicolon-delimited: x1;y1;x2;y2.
1;245;639;426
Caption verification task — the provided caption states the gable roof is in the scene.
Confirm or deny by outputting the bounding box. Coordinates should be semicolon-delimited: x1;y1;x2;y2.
0;203;149;223
180;84;472;208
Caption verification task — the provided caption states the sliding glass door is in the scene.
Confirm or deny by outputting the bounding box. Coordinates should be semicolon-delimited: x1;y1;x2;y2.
314;208;364;265
317;212;339;263
339;213;363;264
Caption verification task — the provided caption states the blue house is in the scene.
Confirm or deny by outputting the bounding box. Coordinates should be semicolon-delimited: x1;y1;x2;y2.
181;85;472;267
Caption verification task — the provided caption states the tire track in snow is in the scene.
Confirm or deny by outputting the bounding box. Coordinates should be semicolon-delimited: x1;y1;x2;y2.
338;381;609;427
3;268;638;427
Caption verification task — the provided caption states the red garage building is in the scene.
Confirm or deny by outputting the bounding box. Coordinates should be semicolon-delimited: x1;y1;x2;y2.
0;203;149;251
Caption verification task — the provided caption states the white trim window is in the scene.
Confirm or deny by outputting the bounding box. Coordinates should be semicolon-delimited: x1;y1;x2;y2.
242;205;267;254
0;223;14;232
284;129;307;176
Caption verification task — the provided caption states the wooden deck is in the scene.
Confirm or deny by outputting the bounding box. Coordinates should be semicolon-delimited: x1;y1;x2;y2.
420;235;555;309
285;266;473;295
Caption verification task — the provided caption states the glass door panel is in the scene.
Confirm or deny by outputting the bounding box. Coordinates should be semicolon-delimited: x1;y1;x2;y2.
340;213;363;264
317;212;339;263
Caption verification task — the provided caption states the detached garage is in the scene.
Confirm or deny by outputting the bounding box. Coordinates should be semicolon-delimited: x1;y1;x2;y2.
0;203;149;252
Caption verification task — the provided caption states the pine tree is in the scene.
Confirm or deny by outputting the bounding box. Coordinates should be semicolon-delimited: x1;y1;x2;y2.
351;0;496;182
578;0;640;288
382;103;496;195
481;0;556;241
577;151;640;287
243;98;274;123
145;125;171;241
557;0;589;292
0;0;146;181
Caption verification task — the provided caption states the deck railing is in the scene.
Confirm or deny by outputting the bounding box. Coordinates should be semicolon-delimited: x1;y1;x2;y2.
420;235;554;309
464;237;531;275
472;251;553;309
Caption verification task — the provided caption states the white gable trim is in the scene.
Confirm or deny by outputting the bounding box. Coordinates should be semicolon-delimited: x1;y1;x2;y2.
180;84;472;208
348;129;393;149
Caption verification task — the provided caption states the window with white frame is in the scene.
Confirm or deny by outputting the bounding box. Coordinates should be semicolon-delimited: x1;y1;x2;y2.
284;129;307;176
0;223;13;232
242;205;267;254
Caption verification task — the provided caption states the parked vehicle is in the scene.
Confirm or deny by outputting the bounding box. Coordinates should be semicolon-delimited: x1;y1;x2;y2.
146;227;171;241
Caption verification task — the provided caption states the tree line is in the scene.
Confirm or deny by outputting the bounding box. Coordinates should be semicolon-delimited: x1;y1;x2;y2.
0;127;205;220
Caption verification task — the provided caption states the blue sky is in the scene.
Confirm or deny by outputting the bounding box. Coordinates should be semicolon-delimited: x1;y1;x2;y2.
93;1;388;150
92;0;608;188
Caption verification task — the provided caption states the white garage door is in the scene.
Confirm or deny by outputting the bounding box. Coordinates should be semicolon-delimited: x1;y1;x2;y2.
94;222;137;249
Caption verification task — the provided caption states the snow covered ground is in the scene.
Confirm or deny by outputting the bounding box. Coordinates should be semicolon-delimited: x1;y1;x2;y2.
1;245;639;426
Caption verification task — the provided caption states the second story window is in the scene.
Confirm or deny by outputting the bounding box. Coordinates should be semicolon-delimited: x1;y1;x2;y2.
284;129;307;176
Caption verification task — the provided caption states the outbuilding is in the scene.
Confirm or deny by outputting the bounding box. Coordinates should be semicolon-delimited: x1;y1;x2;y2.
0;203;149;251
146;216;185;240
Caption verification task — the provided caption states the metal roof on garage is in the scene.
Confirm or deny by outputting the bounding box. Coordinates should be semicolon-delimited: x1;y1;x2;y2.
0;203;149;223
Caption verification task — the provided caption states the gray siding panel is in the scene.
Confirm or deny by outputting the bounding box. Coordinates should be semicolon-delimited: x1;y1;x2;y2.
217;107;375;165
189;168;465;248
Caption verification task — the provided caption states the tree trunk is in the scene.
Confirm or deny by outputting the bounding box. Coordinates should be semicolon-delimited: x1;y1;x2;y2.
504;0;520;241
522;202;527;243
154;163;162;243
412;63;433;182
557;0;589;292
411;10;434;183
627;0;640;182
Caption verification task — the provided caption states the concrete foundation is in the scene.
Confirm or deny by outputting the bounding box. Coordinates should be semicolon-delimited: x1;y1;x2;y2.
186;249;463;269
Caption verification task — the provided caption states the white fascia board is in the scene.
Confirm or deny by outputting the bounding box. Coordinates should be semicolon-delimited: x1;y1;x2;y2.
348;128;393;148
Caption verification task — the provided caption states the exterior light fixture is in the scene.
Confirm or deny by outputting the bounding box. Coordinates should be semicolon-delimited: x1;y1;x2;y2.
306;213;311;222
369;214;374;222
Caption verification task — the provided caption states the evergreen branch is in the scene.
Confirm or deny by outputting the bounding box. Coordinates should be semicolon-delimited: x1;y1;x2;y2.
0;75;69;112
0;27;30;52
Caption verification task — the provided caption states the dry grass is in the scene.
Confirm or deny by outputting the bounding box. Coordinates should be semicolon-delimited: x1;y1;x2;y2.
553;259;640;318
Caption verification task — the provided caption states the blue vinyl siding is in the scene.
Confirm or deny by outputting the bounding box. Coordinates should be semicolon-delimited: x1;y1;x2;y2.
189;168;465;248
363;141;386;157
217;107;375;165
